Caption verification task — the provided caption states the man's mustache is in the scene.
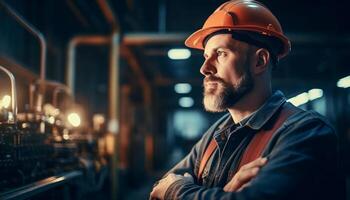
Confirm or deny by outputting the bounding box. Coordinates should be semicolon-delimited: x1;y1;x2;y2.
204;76;226;85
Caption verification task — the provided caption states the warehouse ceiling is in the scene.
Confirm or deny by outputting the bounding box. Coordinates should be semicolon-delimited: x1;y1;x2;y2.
1;0;350;111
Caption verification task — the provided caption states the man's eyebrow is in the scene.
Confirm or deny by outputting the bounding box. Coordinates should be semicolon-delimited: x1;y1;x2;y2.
204;45;236;57
203;47;220;57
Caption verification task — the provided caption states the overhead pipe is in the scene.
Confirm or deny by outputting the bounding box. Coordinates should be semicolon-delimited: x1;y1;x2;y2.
67;32;186;96
123;32;188;45
66;35;109;98
0;1;47;112
0;65;18;123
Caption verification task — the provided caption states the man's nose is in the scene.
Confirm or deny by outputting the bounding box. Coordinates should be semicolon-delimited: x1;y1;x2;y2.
200;59;217;76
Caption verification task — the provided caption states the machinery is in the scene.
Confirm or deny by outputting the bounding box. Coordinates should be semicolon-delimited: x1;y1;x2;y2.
0;2;109;199
0;65;109;199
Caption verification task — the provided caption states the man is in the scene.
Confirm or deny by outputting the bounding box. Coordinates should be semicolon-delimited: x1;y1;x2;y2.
150;0;344;199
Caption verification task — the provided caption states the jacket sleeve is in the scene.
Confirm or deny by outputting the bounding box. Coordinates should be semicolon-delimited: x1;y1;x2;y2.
164;112;340;200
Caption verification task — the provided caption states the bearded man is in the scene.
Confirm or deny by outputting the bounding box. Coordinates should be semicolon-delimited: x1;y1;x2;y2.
150;1;344;200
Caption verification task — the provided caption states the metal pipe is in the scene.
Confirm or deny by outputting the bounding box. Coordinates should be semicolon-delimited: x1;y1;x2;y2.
108;34;120;134
109;32;120;200
66;35;109;98
0;65;18;123
29;79;72;109
53;85;72;108
123;33;188;45
121;46;151;102
0;1;47;112
41;80;73;108
96;0;119;31
95;1;121;199
66;33;124;200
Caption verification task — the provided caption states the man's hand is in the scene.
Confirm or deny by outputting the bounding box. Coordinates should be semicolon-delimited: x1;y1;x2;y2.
223;157;268;192
150;173;194;200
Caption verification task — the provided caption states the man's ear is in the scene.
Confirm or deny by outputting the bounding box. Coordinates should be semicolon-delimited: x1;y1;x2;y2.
252;48;270;75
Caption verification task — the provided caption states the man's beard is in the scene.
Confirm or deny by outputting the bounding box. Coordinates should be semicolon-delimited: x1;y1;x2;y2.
203;70;254;112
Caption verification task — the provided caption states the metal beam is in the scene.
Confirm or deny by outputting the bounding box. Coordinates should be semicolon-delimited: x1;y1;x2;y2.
96;0;120;31
123;33;189;45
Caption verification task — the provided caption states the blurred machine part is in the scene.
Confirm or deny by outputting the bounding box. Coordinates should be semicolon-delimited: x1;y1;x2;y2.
0;2;110;199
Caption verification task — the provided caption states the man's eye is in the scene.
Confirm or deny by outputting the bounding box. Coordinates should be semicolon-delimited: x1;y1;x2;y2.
217;50;226;57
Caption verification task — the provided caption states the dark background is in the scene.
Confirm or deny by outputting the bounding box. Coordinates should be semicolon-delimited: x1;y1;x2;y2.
0;0;349;199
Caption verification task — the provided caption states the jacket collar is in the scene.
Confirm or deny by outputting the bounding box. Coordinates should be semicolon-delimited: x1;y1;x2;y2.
245;90;286;130
216;90;287;131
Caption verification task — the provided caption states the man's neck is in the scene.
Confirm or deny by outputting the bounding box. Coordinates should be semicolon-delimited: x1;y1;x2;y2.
228;88;272;124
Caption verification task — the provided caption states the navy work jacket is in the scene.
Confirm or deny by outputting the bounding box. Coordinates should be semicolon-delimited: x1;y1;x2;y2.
162;91;345;200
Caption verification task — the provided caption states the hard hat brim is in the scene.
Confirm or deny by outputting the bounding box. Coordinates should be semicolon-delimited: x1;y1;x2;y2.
185;27;232;50
185;26;291;59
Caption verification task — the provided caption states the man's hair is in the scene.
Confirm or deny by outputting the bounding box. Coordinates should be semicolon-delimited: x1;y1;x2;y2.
203;30;283;69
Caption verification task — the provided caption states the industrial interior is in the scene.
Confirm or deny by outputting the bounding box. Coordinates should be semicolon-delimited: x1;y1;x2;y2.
0;0;349;199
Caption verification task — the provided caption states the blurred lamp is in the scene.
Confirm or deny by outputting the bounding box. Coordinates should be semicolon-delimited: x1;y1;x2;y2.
288;92;309;107
308;89;323;101
93;114;105;131
0;95;11;109
48;116;55;124
288;88;324;107
174;83;192;94
43;103;60;116
67;112;81;127
168;48;191;60
179;97;194;108
337;75;350;88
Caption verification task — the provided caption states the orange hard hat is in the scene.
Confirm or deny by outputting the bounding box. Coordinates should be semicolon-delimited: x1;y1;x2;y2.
185;0;291;59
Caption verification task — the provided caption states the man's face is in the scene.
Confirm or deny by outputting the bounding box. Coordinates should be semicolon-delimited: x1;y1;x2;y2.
201;34;254;112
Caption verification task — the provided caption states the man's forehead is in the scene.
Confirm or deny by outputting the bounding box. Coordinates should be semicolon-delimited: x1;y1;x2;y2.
204;34;243;53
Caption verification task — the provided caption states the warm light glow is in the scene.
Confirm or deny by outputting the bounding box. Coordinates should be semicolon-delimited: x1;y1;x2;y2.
288;92;309;107
67;112;81;127
174;83;192;94
179;97;194;108
93;114;105;131
93;114;105;124
308;89;323;101
288;88;324;107
337;75;350;88
44;104;60;116
0;95;11;109
52;108;60;116
168;48;191;60
48;116;55;124
63;132;70;140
